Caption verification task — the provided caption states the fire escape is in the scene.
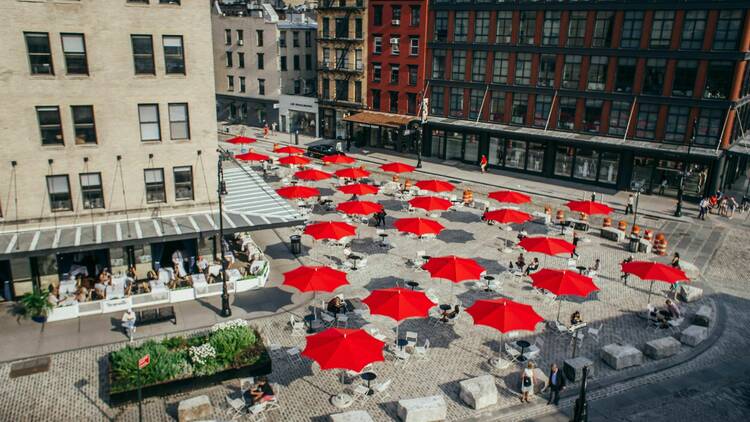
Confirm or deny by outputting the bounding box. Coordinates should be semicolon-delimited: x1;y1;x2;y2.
319;0;364;107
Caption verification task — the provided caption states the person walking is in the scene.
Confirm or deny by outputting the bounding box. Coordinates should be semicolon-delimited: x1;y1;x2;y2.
545;363;566;405
698;197;708;220
625;194;634;215
480;154;488;174
571;231;580;258
520;362;536;403
121;308;137;342
263;123;269;138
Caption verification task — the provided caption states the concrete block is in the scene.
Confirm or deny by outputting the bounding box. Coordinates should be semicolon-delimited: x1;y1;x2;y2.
693;305;712;327
644;336;681;359
678;285;703;303
459;375;498;410
330;410;375;422
177;395;212;422
397;395;447;422
601;227;624;242
563;357;594;382
680;325;708;346
601;344;643;370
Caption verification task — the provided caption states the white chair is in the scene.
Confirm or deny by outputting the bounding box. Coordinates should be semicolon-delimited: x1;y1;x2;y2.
503;343;521;363
405;331;418;348
351;384;370;402
289;315;305;336
367;327;388;342
413;339;430;360
321;312;336;327
551;320;569;337
428;307;444;326
343;248;352;258
370;379;392;400
286;347;302;364
335;314;349;328
357;257;368;268
414;251;426;268
225;395;246;420
525;337;544;360
390;345;411;366
425;289;439;304
567;258;577;268
587;323;603;343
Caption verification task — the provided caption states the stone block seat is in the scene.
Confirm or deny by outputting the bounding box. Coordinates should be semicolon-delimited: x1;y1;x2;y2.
693;305;712;327
601;343;643;370
459;375;498;410
644;336;681;359
397;395;447;422
680;325;708;346
563;357;594;382
330;410;375;422
678;285;703;303
177;395;212;422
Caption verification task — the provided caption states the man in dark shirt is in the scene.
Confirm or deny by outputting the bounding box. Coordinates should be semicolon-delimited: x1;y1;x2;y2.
546;363;566;405
244;377;275;405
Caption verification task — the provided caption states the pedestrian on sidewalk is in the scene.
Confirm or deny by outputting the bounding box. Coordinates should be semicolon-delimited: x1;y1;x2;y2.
571;231;580;258
545;363;566;405
263;123;269;138
271;122;277;135
480;154;488;174
625;194;634;215
698;197;708;220
121;308;137;342
520;362;535;403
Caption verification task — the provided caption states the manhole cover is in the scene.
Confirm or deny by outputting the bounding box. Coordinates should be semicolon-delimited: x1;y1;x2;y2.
9;357;51;378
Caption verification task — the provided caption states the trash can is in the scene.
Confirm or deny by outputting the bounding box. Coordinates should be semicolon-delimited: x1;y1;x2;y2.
628;235;639;253
290;235;301;255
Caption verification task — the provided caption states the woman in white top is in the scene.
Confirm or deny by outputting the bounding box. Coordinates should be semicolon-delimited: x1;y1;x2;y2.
521;362;535;403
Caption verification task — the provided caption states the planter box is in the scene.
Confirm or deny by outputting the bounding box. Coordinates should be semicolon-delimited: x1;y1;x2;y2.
169;288;196;303
108;350;272;406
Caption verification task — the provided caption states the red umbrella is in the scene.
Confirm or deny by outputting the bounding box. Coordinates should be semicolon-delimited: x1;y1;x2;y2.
422;256;485;283
408;196;452;212
279;155;311;166
335;167;371;179
466;298;544;334
235;151;269;162
302;328;386;372
518;236;575;256
415;180;455;193
276;186;320;199
394;217;445;236
488;190;532;205
282;265;349;293
275;145;305;154
225;136;256;145
483;209;532;225
336;200;383;215
566;200;613;215
530;269;599;320
303;221;357;240
323;154;356;164
621;261;689;303
380;162;416;174
338;183;379;196
363;287;436;343
295;169;333;181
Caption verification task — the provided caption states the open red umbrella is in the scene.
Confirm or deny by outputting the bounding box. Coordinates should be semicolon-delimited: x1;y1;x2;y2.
566;200;613;215
394;217;445;237
336;200;383;215
530;269;599;320
335;167;371;179
295;169;333;181
415;180;455;193
422;256;485;283
621;261;689;303
276;185;320;199
279;155;311;166
380;162;416;174
488;190;532;205
363;287;436;343
274;145;305;154
282;265;349;293
408;196;452;212
323;154;356;164
483;209;532;225
518;236;575;256
225;136;256;145
302;328;386;372
338;183;379;196
235;151;269;162
303;221;357;240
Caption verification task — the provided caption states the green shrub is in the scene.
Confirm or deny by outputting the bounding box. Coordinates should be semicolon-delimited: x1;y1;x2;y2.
209;325;257;367
161;336;187;350
110;341;189;393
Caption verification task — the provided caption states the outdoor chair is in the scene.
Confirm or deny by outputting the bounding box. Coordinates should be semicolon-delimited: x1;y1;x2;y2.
321;312;336;327
240;377;255;394
414;251;426;267
367;327;388;342
335;314;349;328
428;308;444;326
225;394;246;421
289;315;305;336
343;247;352;258
503;343;522;363
286;347;303;365
371;379;393;401
587;323;603;343
445;311;461;326
390;344;411;366
413;339;430;360
405;331;418;348
567;259;577;269
525;337;544;360
351;384;371;402
247;403;268;422
550;320;569;337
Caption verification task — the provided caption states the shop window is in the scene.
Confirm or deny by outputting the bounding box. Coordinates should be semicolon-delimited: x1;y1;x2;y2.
713;10;743;50
454;12;468;42
681;11;706;50
449;88;464;117
490;91;505;122
464;134;479;162
649;11;674;49
492;52;509;84
430;130;445;157
562;55;581;89
608;101;631;136
587;56;608;91
488;136;503;166
511;93;528;124
695;108;725;146
583;99;603;133
592;11;614;47
620;11;643;48
567;11;587;47
574;148;599;181
472;51;487;82
635;103;660;139
643;58;667;95
519;11;536;45
672;61;697;97
475;11;490;43
557;97;577;130
664;106;690;143
496;11;513;44
432;49;446;79
537;54;556;87
80;172;104;209
505;140;526;169
614;57;636;93
554;146;574;177
533;95;553;127
704;61;734;99
47;175;73;211
527;142;544;173
452;50;466;80
514;53;532;85
599;152;619;184
445;132;463;160
542;11;561;46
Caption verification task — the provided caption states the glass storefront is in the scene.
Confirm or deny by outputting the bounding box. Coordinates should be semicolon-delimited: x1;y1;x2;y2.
527;142;545;173
632;156;708;197
289;110;316;137
504;140;526;169
556;145;619;185
464;134;479;163
431;129;445;157
599;152;619;184
555;146;574;176
488;137;502;166
445;131;463;160
574;148;599;181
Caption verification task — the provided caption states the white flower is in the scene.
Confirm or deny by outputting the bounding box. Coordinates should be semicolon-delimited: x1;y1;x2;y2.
189;343;217;365
211;319;248;332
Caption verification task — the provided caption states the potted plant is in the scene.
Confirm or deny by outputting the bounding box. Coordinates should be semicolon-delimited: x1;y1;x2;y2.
19;289;55;323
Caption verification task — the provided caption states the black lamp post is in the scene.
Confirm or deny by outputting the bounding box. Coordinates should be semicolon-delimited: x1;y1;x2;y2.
675;118;697;217
217;151;232;318
570;366;590;422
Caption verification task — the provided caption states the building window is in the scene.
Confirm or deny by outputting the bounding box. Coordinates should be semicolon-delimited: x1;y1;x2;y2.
454;12;468;42
435;11;448;41
410;6;420;27
567;11;587;47
226;51;233;67
355;81;362;103
408;65;418;85
410;37;419;56
162;35;185;74
138;104;161;141
47;175;73;212
496;11;512;44
71;105;97;145
294;55;300;70
25;32;54;75
562;55;581;89
374;5;383;26
294;79;301;94
452;50;466;81
407;93;417;115
322;18;330;38
336;80;348;101
173;166;193;201
519;11;536;45
355;18;363;38
322;79;329;99
514;53;532;85
672;60;697;97
61;33;88;75
533;94;553;127
472;51;487;83
80;173;104;209
475;11;490;43
615;57;637;93
704;61;735;99
280;31;287;47
373;36;382;54
256;30;263;47
542;11;561;46
224;29;232;45
37;106;64;146
390;64;400;84
587;56;608;91
258;79;265;95
257;53;264;70
390;36;400;55
392;6;401;25
650;11;674;49
643;58;667;95
557;97;577;130
373;63;381;81
306;54;312;70
620;11;643;48
450;88;464;117
537;54;556;87
583;99;603;133
131;35;156;75
635;103;659;139
305;30;312;47
490;91;505;121
713;10;743;50
168;103;189;139
592;11;614;47
554;146;574;177
574;148;599;181
695;108;725;146
430;87;444;116
389;91;399;113
504;140;527;169
237;30;244;45
608;101;631;136
144;169;166;204
335;49;347;69
469;89;484;119
492;52;508;84
227;75;234;91
664;106;689;142
238;52;244;68
432;49;446;79
293;31;300;47
511;93;528;124
372;89;381;110
681;11;706;50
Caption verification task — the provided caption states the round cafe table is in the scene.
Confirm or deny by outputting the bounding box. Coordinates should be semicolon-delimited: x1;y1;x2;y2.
439;304;452;311
516;340;531;361
483;275;495;292
349;254;362;270
361;372;377;395
406;281;419;290
576;266;587;274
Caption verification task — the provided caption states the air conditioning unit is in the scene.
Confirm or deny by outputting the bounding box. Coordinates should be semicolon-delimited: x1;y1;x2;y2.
238;39;244;46
390;38;399;44
392;19;400;26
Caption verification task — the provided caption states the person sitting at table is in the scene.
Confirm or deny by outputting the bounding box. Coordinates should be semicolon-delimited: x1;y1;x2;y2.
98;269;112;285
441;305;460;322
587;258;600;275
671;252;681;269
47;284;60;306
570;311;583;326
74;286;90;303
525;258;540;275
93;278;108;300
517;231;528;241
656;299;681;321
196;256;209;277
244;377;275;406
327;296;347;314
516;253;526;269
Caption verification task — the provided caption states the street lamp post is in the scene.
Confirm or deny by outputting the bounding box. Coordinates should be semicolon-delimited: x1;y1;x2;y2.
217;151;232;318
675;118;697;217
570;366;590;422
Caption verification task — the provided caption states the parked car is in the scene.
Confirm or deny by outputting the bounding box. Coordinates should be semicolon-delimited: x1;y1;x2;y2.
306;143;340;158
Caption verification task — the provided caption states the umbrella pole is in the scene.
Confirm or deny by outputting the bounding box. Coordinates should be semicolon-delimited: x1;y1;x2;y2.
647;280;654;304
557;299;563;322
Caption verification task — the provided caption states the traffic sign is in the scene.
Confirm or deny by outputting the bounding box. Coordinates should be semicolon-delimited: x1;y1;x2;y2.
138;354;150;369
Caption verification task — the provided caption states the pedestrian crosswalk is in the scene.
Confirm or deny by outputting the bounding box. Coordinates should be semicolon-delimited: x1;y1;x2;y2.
223;164;302;222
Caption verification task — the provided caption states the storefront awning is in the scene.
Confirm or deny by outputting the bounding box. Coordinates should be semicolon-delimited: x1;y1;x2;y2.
0;165;304;259
344;111;416;129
